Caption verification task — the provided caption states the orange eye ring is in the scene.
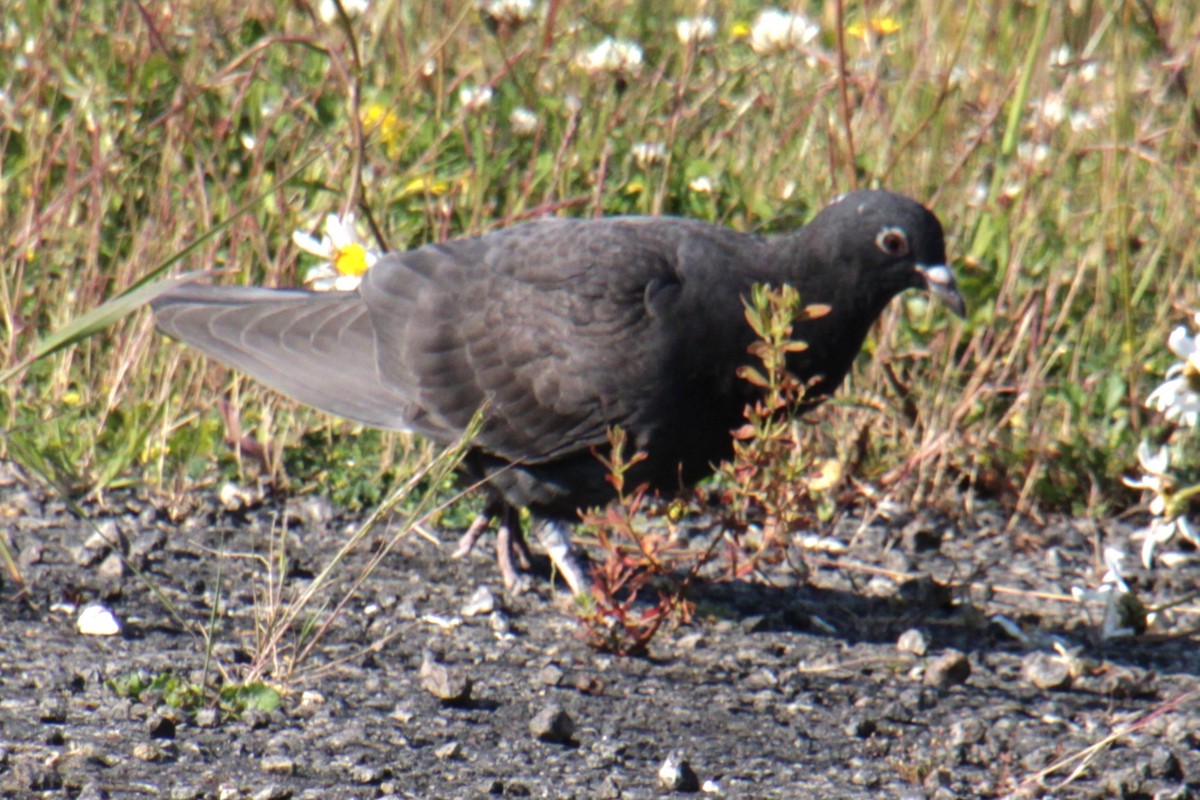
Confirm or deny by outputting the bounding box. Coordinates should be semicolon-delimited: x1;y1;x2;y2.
876;227;909;257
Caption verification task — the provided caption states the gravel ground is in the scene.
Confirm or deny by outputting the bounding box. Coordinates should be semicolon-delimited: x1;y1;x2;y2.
1;461;1198;800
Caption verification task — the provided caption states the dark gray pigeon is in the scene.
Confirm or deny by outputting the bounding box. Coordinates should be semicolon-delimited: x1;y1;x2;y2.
153;189;964;595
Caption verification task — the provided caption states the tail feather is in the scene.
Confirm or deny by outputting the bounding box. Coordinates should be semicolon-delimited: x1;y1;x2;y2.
152;284;413;430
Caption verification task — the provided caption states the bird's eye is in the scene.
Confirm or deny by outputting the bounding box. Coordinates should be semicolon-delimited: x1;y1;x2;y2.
876;227;909;257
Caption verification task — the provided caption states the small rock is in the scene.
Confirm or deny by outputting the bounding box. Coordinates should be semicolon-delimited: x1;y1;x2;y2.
529;703;575;744
420;652;472;705
462;586;497;616
924;650;971;688
657;751;700;792
131;743;163;762
1022;652;1072;690
131;528;166;558
96;551;125;582
434;741;462;760
348;764;387;783
37;696;68;723
536;664;565;687
897;628;929;656
574;674;604;695
597;775;623;800
948;717;987;748
219;482;262;511
261;755;295;775
489;610;513;637
194;708;219;728
169;787;203;800
77;781;109;800
251;784;293;800
77;604;121;636
286;495;333;526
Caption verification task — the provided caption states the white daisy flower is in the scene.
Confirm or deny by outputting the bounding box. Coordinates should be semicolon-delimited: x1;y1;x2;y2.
630;141;666;169
576;38;643;78
293;213;379;292
318;0;370;24
509;106;538;136
676;16;716;45
749;8;819;56
459;85;494;113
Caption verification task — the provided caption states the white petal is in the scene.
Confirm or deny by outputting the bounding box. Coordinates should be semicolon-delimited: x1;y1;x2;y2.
325;213;354;249
293;230;333;259
1167;325;1197;360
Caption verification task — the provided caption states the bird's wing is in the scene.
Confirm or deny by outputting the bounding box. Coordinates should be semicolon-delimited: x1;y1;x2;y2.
360;219;690;462
152;284;420;430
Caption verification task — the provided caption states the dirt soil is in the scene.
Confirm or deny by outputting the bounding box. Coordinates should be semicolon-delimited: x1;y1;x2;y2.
1;460;1198;800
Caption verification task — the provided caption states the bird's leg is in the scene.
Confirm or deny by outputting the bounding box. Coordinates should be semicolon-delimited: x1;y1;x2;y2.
451;509;495;559
452;501;533;591
533;518;591;597
494;505;532;593
496;504;532;571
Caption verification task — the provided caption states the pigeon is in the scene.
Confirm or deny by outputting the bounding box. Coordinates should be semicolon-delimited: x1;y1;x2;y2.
152;189;964;595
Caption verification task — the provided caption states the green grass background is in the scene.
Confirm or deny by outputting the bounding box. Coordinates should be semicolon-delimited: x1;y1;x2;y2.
2;0;1198;520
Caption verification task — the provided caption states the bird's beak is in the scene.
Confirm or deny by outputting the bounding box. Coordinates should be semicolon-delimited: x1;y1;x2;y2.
916;264;966;318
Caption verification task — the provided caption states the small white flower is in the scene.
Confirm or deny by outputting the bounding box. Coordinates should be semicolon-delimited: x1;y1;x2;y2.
459;85;494;113
749;8;819;56
688;175;714;194
630;141;666;169
1122;439;1171;516
576;38;643;78
509;106;538;136
1146;324;1200;427
1134;516;1196;569
479;0;536;26
318;0;370;24
293;213;379;292
1070;547;1140;639
676;16;716;45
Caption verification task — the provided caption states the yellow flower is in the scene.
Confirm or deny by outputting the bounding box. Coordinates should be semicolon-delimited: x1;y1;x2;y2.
847;17;901;40
360;102;405;158
400;176;451;198
624;180;644;196
730;21;750;39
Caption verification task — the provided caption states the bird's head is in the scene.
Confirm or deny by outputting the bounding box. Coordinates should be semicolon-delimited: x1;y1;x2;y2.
805;190;966;318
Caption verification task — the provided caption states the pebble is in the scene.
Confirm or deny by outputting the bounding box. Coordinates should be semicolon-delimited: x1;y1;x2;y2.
434;741;462;761
461;586;497;616
529;703;575;744
1022;652;1073;690
897;628;929;656
657;751;700;792
536;664;565;687
260;755;295;774
420;652;473;705
924;650;971;688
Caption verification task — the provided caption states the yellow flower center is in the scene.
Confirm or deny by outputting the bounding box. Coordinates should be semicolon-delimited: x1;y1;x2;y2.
334;243;370;276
